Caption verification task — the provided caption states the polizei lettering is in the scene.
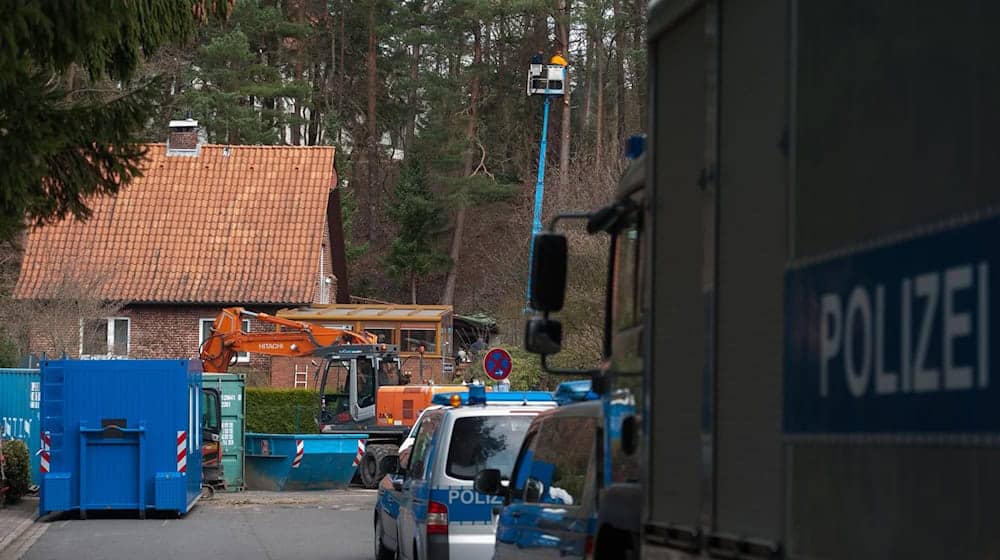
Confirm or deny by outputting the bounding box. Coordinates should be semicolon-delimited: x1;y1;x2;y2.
448;488;504;505
819;262;989;397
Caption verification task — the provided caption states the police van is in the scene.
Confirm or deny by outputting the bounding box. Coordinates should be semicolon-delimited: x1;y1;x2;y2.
374;386;555;560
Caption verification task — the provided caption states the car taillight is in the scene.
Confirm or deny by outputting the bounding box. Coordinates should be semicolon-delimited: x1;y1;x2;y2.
427;500;448;535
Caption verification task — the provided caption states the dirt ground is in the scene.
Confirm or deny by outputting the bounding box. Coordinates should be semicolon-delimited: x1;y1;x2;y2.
203;488;377;511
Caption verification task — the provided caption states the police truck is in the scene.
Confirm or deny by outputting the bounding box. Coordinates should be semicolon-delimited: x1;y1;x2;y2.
525;1;1000;558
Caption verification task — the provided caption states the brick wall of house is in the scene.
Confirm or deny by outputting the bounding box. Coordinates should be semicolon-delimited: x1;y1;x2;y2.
26;322;82;359
24;303;463;388
27;304;281;381
270;357;325;389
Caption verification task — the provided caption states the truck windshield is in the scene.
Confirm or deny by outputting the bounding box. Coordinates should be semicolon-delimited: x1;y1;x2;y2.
446;415;533;480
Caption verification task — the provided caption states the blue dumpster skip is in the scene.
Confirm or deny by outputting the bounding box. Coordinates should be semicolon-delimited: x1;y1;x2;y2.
0;368;41;483
39;359;203;518
245;433;367;491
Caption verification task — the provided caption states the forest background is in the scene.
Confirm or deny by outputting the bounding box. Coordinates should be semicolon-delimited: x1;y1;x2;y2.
0;0;648;377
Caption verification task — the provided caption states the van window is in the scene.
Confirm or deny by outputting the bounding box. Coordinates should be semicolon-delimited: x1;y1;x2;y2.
509;429;539;496
446;415;533;480
527;416;597;505
408;413;441;480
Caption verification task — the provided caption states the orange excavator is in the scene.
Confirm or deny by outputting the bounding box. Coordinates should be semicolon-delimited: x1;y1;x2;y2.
200;307;379;373
198;307;463;487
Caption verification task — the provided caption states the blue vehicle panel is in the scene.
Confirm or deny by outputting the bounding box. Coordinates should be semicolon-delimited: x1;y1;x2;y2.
785;215;1000;435
494;401;602;560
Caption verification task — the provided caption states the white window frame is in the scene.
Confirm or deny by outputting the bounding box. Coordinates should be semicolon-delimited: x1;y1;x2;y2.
200;318;251;363
79;317;131;358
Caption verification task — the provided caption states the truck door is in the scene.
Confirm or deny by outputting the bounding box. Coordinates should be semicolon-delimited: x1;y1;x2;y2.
646;1;710;546
498;415;598;560
351;357;377;423
201;388;223;481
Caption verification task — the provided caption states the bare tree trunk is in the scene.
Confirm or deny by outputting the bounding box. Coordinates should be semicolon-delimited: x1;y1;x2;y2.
595;36;606;172
410;273;417;304
290;0;305;146
582;25;594;136
291;101;303;145
365;0;378;241
557;0;571;193
405;43;419;153
632;0;647;132
441;21;482;306
614;0;627;152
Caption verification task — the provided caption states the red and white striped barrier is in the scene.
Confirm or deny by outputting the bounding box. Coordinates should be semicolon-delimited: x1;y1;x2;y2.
352;439;366;467
177;431;187;473
39;431;51;474
291;439;305;469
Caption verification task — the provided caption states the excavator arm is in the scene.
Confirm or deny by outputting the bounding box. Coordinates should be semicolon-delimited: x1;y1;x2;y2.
199;307;378;373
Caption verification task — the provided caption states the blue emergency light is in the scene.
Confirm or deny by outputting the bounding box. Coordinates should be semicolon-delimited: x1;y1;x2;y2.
468;384;487;405
431;389;556;406
552;379;599;405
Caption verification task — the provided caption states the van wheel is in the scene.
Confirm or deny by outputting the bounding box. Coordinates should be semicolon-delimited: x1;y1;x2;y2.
360;444;393;488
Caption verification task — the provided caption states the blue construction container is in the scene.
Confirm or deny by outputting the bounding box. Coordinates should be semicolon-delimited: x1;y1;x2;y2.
244;433;367;491
39;359;202;518
0;368;42;483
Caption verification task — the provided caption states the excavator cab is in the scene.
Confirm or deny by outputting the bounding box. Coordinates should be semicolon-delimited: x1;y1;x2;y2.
316;345;401;430
317;359;352;425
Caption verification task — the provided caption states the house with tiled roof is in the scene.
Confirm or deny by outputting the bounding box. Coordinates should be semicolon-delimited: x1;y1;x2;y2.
13;120;351;383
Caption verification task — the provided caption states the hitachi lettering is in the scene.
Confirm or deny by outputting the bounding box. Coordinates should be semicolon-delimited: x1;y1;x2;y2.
819;262;989;397
258;343;284;350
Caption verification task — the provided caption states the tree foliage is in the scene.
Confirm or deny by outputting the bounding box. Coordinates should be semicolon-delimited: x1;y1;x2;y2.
1;439;31;503
184;2;311;144
0;1;231;243
245;388;320;434
385;161;450;303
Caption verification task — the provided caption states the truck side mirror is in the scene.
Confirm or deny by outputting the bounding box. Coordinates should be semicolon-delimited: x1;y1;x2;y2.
530;233;567;313
475;468;504;496
524;318;562;355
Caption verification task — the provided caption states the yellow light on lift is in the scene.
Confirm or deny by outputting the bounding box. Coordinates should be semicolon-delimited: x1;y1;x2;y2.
450;393;462;407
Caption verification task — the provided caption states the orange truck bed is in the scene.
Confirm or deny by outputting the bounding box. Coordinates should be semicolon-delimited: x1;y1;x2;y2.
376;385;470;428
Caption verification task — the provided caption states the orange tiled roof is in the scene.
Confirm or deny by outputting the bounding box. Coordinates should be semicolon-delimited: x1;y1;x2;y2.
14;144;336;304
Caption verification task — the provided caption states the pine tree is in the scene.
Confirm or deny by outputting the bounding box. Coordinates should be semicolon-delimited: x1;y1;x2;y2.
183;2;310;144
0;1;231;243
385;162;450;304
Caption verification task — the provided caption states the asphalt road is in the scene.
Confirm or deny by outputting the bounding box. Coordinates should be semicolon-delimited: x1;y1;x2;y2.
18;490;376;560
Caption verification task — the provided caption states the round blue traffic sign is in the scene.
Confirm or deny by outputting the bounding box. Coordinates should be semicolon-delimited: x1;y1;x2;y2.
483;348;513;381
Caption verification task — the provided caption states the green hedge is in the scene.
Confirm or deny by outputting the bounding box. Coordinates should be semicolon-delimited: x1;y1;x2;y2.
245;388;320;434
2;439;30;503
